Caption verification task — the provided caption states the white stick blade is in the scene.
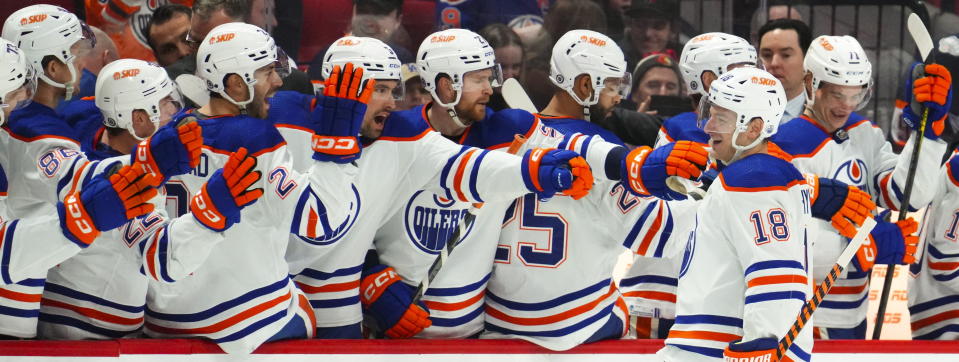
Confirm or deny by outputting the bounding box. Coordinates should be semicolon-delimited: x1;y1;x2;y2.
837;217;878;268
501;78;538;113
908;13;934;62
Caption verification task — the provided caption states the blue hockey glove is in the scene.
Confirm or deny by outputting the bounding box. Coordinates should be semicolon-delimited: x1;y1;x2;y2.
520;148;593;200
132;120;202;185
853;210;919;271
58;163;158;247
807;175;876;239
724;338;778;361
902;62;953;140
312;63;372;163
191;148;263;231
622;141;709;200
360;265;432;338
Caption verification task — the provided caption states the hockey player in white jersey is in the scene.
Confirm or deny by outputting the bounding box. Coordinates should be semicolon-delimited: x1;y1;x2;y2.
771;35;940;339
474;30;712;351
0;4;202;338
141;22;383;353
283;30;594;339
0;40;163;294
660;66;813;362
36;58;267;340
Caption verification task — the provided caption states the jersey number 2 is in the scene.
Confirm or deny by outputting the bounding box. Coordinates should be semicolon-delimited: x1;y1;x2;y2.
750;208;789;245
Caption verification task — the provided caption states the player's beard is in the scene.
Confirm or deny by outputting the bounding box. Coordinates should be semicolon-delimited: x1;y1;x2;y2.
247;91;273;119
453;101;487;125
588;103;609;122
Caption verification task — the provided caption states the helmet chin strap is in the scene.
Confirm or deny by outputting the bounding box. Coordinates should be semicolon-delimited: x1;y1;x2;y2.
219;83;256;115
729;127;765;163
432;86;467;128
39;60;79;101
566;86;599;121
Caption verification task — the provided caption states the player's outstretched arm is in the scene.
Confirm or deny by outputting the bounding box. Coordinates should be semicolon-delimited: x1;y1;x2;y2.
621;141;709;200
138;148;266;283
877;62;951;211
131;120;203;186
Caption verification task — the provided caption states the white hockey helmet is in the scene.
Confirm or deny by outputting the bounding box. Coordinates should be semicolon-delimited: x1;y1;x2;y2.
321;36;403;99
2;4;94;100
803;35;873;109
195;22;290;109
0;39;35;126
698;67;786;159
679;32;757;96
550;29;630;107
416;28;503;110
96;59;182;140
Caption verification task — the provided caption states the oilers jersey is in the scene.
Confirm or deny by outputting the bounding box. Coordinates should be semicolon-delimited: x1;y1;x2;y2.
143;110;357;354
480;112;698;351
909;151;959;340
285;104;570;332
37;101;231;340
660;153;813;362
771;114;946;329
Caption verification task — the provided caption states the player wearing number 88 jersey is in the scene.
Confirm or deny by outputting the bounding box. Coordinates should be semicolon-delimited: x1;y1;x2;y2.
659;67;813;361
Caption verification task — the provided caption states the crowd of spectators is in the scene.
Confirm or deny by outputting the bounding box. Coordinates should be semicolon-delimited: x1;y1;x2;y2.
4;0;958;148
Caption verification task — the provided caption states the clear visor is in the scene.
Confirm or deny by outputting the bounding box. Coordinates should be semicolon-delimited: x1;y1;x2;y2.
602;72;632;99
67;23;97;61
696;98;739;134
1;72;36;112
274;47;292;79
728;61;755;72
814;81;873;111
371;78;404;101
157;94;182;127
461;64;504;92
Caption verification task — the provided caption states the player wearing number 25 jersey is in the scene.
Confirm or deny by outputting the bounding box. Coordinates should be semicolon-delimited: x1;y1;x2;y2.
660;67;813;362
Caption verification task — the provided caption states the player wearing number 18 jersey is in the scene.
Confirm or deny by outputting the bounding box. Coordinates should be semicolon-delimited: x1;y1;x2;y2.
661;67;813;362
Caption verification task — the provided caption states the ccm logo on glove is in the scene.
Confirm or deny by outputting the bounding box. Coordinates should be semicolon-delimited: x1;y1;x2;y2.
627;148;651;195
363;268;399;301
312;136;359;155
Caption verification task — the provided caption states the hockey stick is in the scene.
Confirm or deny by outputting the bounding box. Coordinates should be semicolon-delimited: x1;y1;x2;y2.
410;136;527;304
872;12;935;339
777;217;877;360
501;78;539;113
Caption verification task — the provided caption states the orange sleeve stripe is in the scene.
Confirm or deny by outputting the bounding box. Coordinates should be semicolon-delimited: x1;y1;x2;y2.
424;291;485;312
0;287;41;303
485;284;617;326
635;202;664;255
294;280;359;294
378;128;432;142
41;299;143;325
67;161;90;196
746;274;809;288
667;330;741;343
146;291;292;335
720;177;806;192
275;123;313;134
621;290;676;303
145;229;162;281
895;99;908;109
879;173;899;212
452;150;477;202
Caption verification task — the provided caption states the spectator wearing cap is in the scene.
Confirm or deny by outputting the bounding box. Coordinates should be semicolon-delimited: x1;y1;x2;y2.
757;19;812;122
619;0;682;71
623;53;682;113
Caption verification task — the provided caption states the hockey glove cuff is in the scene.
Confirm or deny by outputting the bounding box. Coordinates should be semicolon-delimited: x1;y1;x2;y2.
313;63;372;164
360;265;432;339
132;120;203;185
191;148;263;232
58;163;158;247
807;175;876;239
724;338;779;362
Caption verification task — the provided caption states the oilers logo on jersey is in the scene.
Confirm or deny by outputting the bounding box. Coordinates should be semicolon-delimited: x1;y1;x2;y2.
678;221;697;279
404;190;474;254
833;158;868;188
292;185;361;246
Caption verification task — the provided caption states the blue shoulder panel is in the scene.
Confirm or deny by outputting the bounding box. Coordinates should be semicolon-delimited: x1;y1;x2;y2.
770;116;832;158
378;105;432;140
661;111;708;144
463;108;537;148
5;102;79;142
539;116;626;146
719;153;805;190
0;162;6;194
198;115;287;156
268;90;315;129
